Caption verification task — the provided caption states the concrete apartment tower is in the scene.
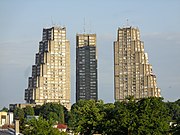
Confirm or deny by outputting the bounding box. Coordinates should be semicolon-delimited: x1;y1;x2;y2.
76;34;98;102
114;26;161;101
25;26;71;109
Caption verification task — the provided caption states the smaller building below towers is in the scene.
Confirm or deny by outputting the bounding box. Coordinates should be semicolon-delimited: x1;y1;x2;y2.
0;111;14;127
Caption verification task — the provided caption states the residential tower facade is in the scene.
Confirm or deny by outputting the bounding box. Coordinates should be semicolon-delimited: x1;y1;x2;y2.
114;26;161;101
24;26;71;109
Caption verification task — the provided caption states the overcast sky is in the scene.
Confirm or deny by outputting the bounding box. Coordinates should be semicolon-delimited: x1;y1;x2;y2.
0;0;180;109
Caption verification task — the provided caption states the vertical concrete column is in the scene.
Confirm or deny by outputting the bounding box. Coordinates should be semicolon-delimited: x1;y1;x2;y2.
15;120;19;135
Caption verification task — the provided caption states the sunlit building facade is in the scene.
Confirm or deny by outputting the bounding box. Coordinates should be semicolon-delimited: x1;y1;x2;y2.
114;26;161;101
25;26;71;109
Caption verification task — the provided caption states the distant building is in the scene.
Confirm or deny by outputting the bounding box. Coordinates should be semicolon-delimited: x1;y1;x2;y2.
0;112;8;127
56;124;67;132
0;112;13;127
9;103;36;112
76;34;98;102
8;112;13;126
26;115;39;121
114;26;161;101
24;26;71;110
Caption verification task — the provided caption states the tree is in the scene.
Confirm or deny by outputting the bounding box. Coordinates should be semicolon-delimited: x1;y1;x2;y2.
39;103;65;124
68;97;174;134
166;101;180;121
113;99;138;135
135;97;170;135
22;117;61;135
166;99;180;134
13;107;25;132
0;107;8;112
175;99;180;106
14;107;24;121
59;132;68;135
69;100;104;134
63;107;69;124
172;117;180;135
47;112;59;123
98;103;116;134
34;105;41;115
24;106;34;117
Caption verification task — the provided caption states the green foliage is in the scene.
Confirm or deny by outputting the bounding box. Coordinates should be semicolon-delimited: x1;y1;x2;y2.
0;107;8;112
69;100;104;134
13;107;25;132
98;103;116;134
22;117;61;135
11;98;180;134
173;117;180;135
175;99;180;106
34;105;41;115
166;101;180;121
59;132;68;135
39;102;65;124
24;106;34;117
14;107;24;121
166;99;180;135
136;97;170;135
69;97;171;135
13;103;67;133
112;99;138;135
64;107;69;124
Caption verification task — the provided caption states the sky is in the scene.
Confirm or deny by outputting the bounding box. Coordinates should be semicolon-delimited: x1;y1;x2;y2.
0;0;180;109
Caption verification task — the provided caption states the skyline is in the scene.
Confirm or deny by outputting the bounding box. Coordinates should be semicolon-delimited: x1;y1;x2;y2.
0;0;180;109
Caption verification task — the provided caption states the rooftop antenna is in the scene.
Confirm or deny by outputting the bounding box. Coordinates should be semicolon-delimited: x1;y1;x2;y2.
51;16;54;26
89;20;92;33
83;17;86;33
126;19;129;26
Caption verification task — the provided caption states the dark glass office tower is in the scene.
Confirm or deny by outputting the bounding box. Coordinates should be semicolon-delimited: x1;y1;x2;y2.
76;34;98;102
